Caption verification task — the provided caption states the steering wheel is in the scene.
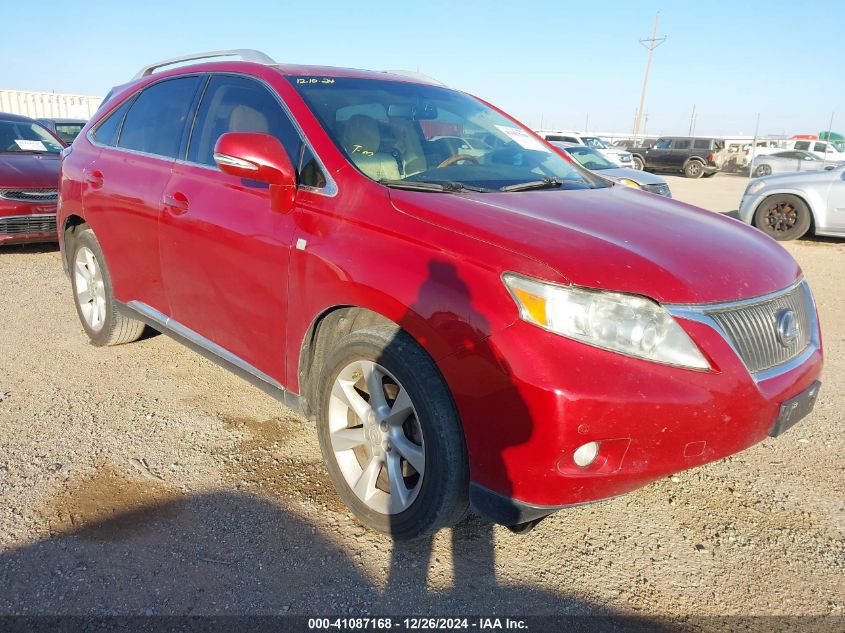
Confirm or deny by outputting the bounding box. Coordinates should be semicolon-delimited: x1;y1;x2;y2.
436;154;480;168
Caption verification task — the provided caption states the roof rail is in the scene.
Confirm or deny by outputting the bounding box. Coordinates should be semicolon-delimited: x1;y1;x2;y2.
132;49;276;80
382;69;446;87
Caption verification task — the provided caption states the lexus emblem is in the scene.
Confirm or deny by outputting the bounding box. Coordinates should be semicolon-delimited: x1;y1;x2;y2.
776;309;800;347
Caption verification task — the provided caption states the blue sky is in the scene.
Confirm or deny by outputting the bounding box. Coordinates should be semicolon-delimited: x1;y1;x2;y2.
4;1;843;136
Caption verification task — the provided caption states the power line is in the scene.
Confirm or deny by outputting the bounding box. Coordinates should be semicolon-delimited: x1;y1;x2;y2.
634;12;666;137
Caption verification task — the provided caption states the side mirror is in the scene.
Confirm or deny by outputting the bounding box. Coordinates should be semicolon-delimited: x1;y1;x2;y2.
214;132;296;213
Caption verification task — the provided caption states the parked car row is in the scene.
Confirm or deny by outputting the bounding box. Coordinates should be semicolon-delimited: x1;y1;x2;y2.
1;51;829;541
535;131;634;168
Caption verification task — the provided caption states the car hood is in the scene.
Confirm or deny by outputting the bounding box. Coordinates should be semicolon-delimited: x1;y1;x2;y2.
389;185;800;304
595;167;666;185
0;153;61;189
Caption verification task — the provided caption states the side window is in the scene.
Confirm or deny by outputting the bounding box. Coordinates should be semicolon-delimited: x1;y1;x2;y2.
673;139;690;150
814;142;828;152
654;138;672;149
187;75;303;168
92;99;133;147
119;77;201;158
693;139;710;149
794;141;810;151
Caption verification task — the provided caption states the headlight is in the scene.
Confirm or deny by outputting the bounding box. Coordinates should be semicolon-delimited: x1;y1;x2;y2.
745;180;767;196
616;177;642;189
502;273;710;370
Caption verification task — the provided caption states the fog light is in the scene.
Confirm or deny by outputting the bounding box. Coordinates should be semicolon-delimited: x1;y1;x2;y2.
573;441;600;467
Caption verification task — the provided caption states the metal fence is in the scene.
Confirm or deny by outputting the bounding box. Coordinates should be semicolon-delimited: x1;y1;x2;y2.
0;89;103;120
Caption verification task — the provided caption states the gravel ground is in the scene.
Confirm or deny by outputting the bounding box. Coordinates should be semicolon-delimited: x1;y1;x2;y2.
0;175;842;625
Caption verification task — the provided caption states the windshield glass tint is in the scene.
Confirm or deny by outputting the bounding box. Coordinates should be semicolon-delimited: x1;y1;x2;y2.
563;146;616;170
289;76;604;191
0;120;63;154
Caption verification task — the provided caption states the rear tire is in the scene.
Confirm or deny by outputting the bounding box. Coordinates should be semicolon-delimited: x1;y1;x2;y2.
684;160;704;178
316;325;468;540
753;194;812;241
632;156;644;170
70;227;146;346
755;164;772;177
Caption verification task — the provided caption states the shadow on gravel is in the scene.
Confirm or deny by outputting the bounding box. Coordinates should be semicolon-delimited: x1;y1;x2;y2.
0;242;60;255
0;490;677;631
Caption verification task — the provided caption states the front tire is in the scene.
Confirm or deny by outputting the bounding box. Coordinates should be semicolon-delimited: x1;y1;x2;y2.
70;227;146;346
684;160;704;178
316;325;468;540
755;164;772;177
632;156;644;170
753;194;812;241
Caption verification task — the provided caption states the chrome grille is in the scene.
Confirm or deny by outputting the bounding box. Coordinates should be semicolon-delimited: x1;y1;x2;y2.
705;282;813;374
642;183;672;197
0;188;59;203
0;214;57;236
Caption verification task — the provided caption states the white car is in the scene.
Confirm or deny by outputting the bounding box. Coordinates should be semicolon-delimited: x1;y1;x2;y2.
751;150;841;177
536;130;633;167
739;165;845;240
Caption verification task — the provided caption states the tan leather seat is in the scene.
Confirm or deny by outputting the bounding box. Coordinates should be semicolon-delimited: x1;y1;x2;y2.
339;114;399;181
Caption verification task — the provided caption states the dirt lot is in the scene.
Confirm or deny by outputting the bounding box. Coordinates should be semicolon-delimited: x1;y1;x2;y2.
1;174;843;625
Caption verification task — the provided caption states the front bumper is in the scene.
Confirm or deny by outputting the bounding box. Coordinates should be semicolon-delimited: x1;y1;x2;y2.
0;200;58;245
438;309;822;522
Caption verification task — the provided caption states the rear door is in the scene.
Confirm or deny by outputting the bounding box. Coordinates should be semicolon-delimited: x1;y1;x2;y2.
158;73;305;382
825;169;845;233
83;76;201;313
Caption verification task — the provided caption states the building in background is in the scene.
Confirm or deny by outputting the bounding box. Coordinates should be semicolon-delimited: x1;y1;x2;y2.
0;89;103;120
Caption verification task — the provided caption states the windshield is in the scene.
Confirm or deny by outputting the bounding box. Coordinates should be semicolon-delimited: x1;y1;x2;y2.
289;76;605;192
0;120;63;154
53;123;85;143
559;145;617;170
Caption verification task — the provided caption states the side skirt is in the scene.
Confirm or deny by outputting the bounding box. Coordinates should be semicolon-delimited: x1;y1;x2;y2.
120;300;304;415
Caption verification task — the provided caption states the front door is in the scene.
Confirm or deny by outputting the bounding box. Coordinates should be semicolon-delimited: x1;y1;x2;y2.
158;74;305;383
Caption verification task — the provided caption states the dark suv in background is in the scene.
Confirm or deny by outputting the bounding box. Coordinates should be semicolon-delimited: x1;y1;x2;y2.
631;136;723;178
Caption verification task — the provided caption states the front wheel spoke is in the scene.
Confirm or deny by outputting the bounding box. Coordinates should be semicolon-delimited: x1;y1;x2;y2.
353;456;382;501
333;379;372;423
84;250;97;276
391;433;424;474
362;362;389;417
331;427;367;452
384;387;413;427
77;288;92;304
386;453;410;511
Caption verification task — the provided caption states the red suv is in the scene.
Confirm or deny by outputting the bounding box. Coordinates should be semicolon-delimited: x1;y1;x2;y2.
58;51;823;539
1;112;65;245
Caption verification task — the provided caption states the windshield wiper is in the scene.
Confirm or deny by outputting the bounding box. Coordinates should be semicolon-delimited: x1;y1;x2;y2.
499;177;563;192
379;179;491;193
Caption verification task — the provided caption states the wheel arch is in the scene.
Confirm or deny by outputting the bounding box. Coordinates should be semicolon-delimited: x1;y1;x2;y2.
296;304;444;420
60;214;88;274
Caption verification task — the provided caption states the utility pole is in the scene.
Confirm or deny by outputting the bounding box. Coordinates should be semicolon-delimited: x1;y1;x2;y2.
749;112;760;178
688;104;697;136
634;12;666;137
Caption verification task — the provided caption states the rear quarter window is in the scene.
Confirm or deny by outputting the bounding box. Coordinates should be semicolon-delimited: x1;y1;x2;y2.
118;77;201;159
92;100;133;147
794;141;810;151
693;139;711;149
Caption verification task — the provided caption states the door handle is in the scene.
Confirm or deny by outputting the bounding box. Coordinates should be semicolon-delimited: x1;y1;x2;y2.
163;191;189;215
83;169;104;189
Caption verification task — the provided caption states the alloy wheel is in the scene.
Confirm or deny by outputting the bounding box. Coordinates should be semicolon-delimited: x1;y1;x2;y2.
328;359;425;515
74;246;107;332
